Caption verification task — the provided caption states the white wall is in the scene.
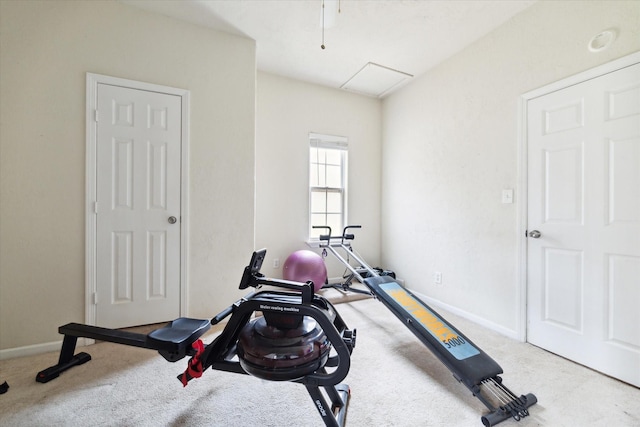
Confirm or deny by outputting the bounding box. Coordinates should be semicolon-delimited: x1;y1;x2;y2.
381;0;640;335
256;72;382;279
0;1;256;351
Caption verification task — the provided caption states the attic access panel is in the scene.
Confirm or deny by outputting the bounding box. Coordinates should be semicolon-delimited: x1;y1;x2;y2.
341;62;412;98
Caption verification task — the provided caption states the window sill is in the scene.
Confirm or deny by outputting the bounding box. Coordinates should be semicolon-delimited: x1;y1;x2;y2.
306;240;322;249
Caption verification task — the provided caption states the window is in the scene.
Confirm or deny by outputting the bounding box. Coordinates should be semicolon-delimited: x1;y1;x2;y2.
309;133;348;240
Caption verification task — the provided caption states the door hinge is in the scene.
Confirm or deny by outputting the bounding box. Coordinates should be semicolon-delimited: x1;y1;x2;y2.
94;109;99;122
94;201;99;214
92;292;98;305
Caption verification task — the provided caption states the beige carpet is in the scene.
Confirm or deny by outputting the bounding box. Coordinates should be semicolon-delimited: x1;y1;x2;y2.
1;295;639;426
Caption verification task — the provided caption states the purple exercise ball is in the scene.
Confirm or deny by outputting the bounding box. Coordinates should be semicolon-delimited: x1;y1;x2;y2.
282;250;327;293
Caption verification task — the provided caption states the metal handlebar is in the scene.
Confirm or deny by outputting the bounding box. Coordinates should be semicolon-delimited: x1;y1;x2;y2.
312;225;332;241
313;225;361;243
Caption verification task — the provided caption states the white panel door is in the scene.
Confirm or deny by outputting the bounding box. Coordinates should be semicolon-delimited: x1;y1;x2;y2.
527;63;640;387
96;83;182;328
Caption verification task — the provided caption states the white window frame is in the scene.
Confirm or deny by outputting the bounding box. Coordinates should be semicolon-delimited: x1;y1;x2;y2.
308;132;348;244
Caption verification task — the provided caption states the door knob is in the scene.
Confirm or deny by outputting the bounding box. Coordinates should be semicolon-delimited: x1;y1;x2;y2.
168;216;177;224
528;230;541;238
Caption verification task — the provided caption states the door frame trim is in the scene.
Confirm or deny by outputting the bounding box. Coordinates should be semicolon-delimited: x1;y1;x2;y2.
516;51;640;341
85;73;190;326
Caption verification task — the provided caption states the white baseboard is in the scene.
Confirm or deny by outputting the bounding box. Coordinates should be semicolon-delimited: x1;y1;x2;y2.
0;340;62;360
0;338;93;360
408;288;520;341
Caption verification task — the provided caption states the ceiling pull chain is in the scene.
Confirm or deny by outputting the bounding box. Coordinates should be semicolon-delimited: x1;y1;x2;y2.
321;0;326;50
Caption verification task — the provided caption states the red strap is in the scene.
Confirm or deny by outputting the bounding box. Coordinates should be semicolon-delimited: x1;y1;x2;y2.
181;339;205;387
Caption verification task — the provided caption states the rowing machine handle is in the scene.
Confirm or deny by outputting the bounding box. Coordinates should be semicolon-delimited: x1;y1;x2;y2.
211;290;259;325
211;306;233;325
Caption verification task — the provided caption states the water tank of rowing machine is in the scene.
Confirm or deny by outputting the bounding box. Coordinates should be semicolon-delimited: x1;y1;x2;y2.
237;315;331;381
282;250;327;293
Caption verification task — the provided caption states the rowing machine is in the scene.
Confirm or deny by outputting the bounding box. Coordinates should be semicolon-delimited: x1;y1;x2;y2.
37;249;355;427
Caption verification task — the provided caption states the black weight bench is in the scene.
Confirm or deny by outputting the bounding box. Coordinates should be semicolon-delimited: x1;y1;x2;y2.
36;317;210;383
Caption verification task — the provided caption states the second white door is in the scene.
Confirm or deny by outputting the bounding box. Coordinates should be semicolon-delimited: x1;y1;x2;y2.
95;83;182;328
527;61;640;387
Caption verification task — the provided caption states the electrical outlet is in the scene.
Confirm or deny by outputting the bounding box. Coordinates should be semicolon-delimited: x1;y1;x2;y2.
434;271;442;285
273;258;280;269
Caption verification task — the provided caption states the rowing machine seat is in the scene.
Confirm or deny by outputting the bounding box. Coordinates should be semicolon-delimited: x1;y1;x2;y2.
147;318;211;361
147;318;211;346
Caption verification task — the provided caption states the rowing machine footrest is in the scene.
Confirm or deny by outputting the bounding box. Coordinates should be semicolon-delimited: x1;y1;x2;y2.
147;318;211;362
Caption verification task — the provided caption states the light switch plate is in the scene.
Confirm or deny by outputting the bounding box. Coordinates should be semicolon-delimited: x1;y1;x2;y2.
502;189;514;204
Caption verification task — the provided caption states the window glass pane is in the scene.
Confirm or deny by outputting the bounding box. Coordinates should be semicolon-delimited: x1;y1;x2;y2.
318;164;327;187
326;214;342;234
325;149;341;165
317;148;326;164
309;164;319;187
326;165;341;188
310;148;318;163
310;228;320;240
311;191;327;213
326;192;342;213
310;214;327;238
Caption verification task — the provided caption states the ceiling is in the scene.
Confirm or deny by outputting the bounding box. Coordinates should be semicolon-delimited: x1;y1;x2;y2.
121;0;537;97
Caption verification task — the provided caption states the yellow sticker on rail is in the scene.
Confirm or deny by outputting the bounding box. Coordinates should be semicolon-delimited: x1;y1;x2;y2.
379;281;480;360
